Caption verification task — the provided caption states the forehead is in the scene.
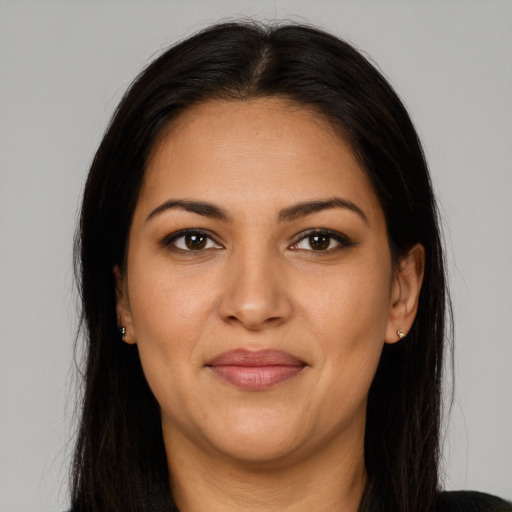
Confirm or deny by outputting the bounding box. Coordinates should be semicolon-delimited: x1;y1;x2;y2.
139;98;383;225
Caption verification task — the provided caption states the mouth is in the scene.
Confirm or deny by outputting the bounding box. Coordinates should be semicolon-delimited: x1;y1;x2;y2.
206;349;307;391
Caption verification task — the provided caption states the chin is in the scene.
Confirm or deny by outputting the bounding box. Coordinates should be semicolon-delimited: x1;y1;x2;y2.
198;406;312;465
212;433;305;467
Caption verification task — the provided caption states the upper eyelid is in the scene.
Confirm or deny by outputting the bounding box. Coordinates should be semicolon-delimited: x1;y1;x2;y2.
289;229;356;252
292;228;351;243
159;227;352;248
160;228;223;247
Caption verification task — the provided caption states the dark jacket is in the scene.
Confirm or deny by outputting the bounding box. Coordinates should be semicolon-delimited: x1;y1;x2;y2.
436;491;511;511
66;490;511;511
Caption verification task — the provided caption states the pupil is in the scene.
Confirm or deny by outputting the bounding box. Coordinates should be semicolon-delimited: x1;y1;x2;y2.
309;235;329;250
185;233;207;250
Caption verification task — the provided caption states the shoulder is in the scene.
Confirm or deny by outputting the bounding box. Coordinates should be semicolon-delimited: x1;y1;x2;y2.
435;491;511;512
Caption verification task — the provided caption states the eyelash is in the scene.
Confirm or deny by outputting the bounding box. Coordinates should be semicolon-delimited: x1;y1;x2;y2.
159;228;355;253
159;229;222;252
290;229;355;252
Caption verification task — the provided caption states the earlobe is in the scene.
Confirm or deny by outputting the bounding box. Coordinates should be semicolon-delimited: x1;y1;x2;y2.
385;243;425;344
113;265;136;344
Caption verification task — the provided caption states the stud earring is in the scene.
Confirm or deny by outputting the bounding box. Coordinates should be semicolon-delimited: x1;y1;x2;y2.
119;326;127;341
397;329;405;339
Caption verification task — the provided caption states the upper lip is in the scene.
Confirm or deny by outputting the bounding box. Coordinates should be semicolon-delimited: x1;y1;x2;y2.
206;349;306;367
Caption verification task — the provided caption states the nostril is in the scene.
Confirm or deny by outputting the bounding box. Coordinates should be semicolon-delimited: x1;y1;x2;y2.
222;310;288;331
217;268;293;329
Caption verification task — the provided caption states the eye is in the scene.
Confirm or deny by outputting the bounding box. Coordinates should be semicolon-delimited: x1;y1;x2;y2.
291;230;353;252
161;230;223;252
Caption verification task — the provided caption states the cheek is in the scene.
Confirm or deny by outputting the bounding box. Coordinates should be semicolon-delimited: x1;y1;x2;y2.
125;260;219;399
300;258;392;408
303;260;392;346
126;270;218;424
128;257;217;341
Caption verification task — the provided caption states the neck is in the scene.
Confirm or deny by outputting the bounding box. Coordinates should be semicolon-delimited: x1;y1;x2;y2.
164;425;367;512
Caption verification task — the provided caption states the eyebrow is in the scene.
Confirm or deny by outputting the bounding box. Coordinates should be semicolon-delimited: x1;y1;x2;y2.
146;199;229;222
146;197;368;224
278;197;368;224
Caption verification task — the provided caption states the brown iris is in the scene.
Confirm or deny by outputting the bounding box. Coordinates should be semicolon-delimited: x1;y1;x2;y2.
309;235;330;250
185;233;207;250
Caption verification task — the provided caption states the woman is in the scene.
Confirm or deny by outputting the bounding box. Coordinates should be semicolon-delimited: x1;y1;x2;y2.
72;21;511;512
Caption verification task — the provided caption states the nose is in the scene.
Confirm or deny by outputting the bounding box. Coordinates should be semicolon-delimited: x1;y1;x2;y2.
218;248;293;331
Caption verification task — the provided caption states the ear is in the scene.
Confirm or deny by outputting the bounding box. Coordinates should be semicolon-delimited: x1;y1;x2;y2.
113;265;136;344
385;243;425;344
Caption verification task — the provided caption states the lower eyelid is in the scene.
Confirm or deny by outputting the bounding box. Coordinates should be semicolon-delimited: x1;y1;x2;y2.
175;236;220;250
160;230;352;252
160;230;222;250
291;230;353;250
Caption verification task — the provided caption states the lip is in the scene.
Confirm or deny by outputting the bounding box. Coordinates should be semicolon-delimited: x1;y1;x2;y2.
206;349;306;391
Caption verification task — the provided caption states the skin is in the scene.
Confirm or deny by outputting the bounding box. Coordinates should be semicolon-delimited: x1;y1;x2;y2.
115;98;424;512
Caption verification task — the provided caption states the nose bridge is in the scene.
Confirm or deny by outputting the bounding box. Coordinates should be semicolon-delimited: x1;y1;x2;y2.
218;240;291;330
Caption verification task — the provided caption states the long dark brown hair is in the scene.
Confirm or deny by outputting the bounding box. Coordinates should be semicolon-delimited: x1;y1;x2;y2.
72;20;451;512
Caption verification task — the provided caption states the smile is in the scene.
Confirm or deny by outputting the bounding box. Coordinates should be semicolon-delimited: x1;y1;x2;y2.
206;349;307;391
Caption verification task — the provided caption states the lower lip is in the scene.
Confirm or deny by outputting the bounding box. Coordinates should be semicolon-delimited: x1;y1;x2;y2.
210;365;304;391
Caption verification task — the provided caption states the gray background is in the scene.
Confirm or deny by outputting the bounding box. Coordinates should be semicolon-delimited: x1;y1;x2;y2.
1;1;511;510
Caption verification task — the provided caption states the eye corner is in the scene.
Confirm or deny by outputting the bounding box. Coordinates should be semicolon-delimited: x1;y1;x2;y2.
289;229;356;252
159;229;224;252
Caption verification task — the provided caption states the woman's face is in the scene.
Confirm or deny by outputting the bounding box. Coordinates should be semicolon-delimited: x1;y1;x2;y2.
116;98;421;467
